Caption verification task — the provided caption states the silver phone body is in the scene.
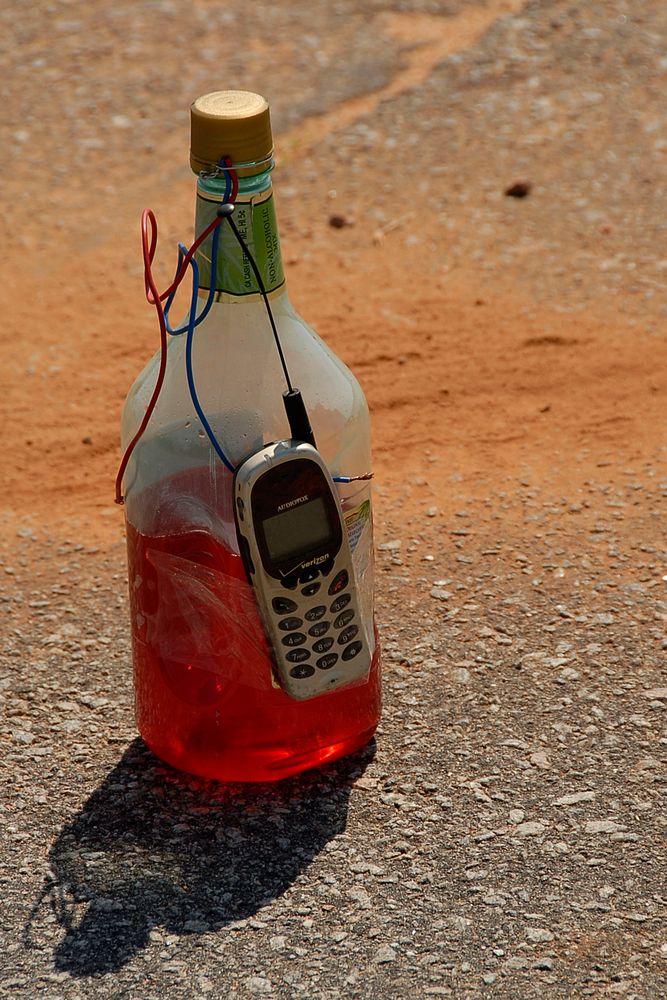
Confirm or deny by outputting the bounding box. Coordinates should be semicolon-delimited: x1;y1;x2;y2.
233;440;371;700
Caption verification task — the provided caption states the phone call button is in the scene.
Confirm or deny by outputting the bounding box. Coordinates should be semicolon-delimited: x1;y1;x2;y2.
273;596;297;615
328;569;349;596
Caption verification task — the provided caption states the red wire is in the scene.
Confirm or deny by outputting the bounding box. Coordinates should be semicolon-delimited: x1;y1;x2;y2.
114;209;170;505
115;159;238;505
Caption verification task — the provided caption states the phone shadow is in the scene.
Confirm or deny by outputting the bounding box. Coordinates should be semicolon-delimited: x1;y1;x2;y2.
26;737;374;977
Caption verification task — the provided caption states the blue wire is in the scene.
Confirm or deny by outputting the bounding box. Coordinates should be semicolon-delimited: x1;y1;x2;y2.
159;165;235;471
164;224;221;334
184;255;235;473
164;166;231;334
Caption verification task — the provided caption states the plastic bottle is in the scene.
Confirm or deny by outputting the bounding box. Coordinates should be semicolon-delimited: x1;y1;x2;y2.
120;91;381;781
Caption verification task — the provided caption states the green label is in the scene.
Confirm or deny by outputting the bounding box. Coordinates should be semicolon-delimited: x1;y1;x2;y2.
195;191;285;299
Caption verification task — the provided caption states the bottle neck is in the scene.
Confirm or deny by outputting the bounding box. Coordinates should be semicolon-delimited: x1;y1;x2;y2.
194;168;286;301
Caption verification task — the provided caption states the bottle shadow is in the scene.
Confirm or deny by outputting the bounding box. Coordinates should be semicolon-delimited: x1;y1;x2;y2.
25;738;374;977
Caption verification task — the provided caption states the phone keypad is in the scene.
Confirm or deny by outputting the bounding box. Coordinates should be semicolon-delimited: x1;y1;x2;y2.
273;565;366;686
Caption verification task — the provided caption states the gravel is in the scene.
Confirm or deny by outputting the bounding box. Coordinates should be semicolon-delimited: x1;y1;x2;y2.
1;463;665;998
1;0;667;997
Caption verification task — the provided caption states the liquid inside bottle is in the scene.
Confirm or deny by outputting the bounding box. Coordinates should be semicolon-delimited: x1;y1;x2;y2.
125;462;380;781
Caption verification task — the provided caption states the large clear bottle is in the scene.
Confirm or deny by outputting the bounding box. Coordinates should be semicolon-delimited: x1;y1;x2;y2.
120;92;381;781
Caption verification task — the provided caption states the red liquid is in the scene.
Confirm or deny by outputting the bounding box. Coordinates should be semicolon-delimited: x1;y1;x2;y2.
125;471;381;782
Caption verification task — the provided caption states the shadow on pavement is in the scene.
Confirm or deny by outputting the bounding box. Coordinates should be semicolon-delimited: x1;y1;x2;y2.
25;738;374;976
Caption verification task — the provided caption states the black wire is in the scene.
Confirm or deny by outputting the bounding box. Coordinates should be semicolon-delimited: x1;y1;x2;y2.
222;209;294;394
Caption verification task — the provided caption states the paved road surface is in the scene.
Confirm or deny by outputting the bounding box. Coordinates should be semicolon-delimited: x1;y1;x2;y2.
1;2;666;997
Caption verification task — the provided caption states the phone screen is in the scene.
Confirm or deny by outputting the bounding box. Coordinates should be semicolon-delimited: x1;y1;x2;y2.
262;496;334;562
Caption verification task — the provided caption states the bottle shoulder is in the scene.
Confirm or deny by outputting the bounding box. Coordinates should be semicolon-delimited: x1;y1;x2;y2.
121;291;370;464
124;290;365;407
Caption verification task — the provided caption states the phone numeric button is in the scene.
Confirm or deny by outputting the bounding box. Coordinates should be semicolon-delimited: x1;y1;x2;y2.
286;648;311;663
337;625;359;646
282;632;307;647
330;593;351;614
305;605;326;622
313;637;334;654
316;653;338;670
334;609;354;630
278;616;303;631
308;621;330;638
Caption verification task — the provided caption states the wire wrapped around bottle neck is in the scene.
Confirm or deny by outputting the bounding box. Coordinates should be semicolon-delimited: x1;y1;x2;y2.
198;154;275;182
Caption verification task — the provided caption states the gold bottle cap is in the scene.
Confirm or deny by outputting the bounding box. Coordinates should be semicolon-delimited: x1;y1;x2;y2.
190;91;273;177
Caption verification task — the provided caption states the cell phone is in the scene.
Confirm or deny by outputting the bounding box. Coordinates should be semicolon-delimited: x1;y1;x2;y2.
233;440;371;700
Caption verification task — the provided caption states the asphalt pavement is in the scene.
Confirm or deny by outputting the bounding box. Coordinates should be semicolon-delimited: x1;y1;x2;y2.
1;1;666;997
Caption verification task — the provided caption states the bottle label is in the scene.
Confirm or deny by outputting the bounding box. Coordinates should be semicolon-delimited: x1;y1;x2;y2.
344;499;371;553
195;188;286;300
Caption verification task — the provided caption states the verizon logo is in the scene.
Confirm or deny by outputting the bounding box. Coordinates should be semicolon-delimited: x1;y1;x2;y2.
277;495;308;511
301;553;329;569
